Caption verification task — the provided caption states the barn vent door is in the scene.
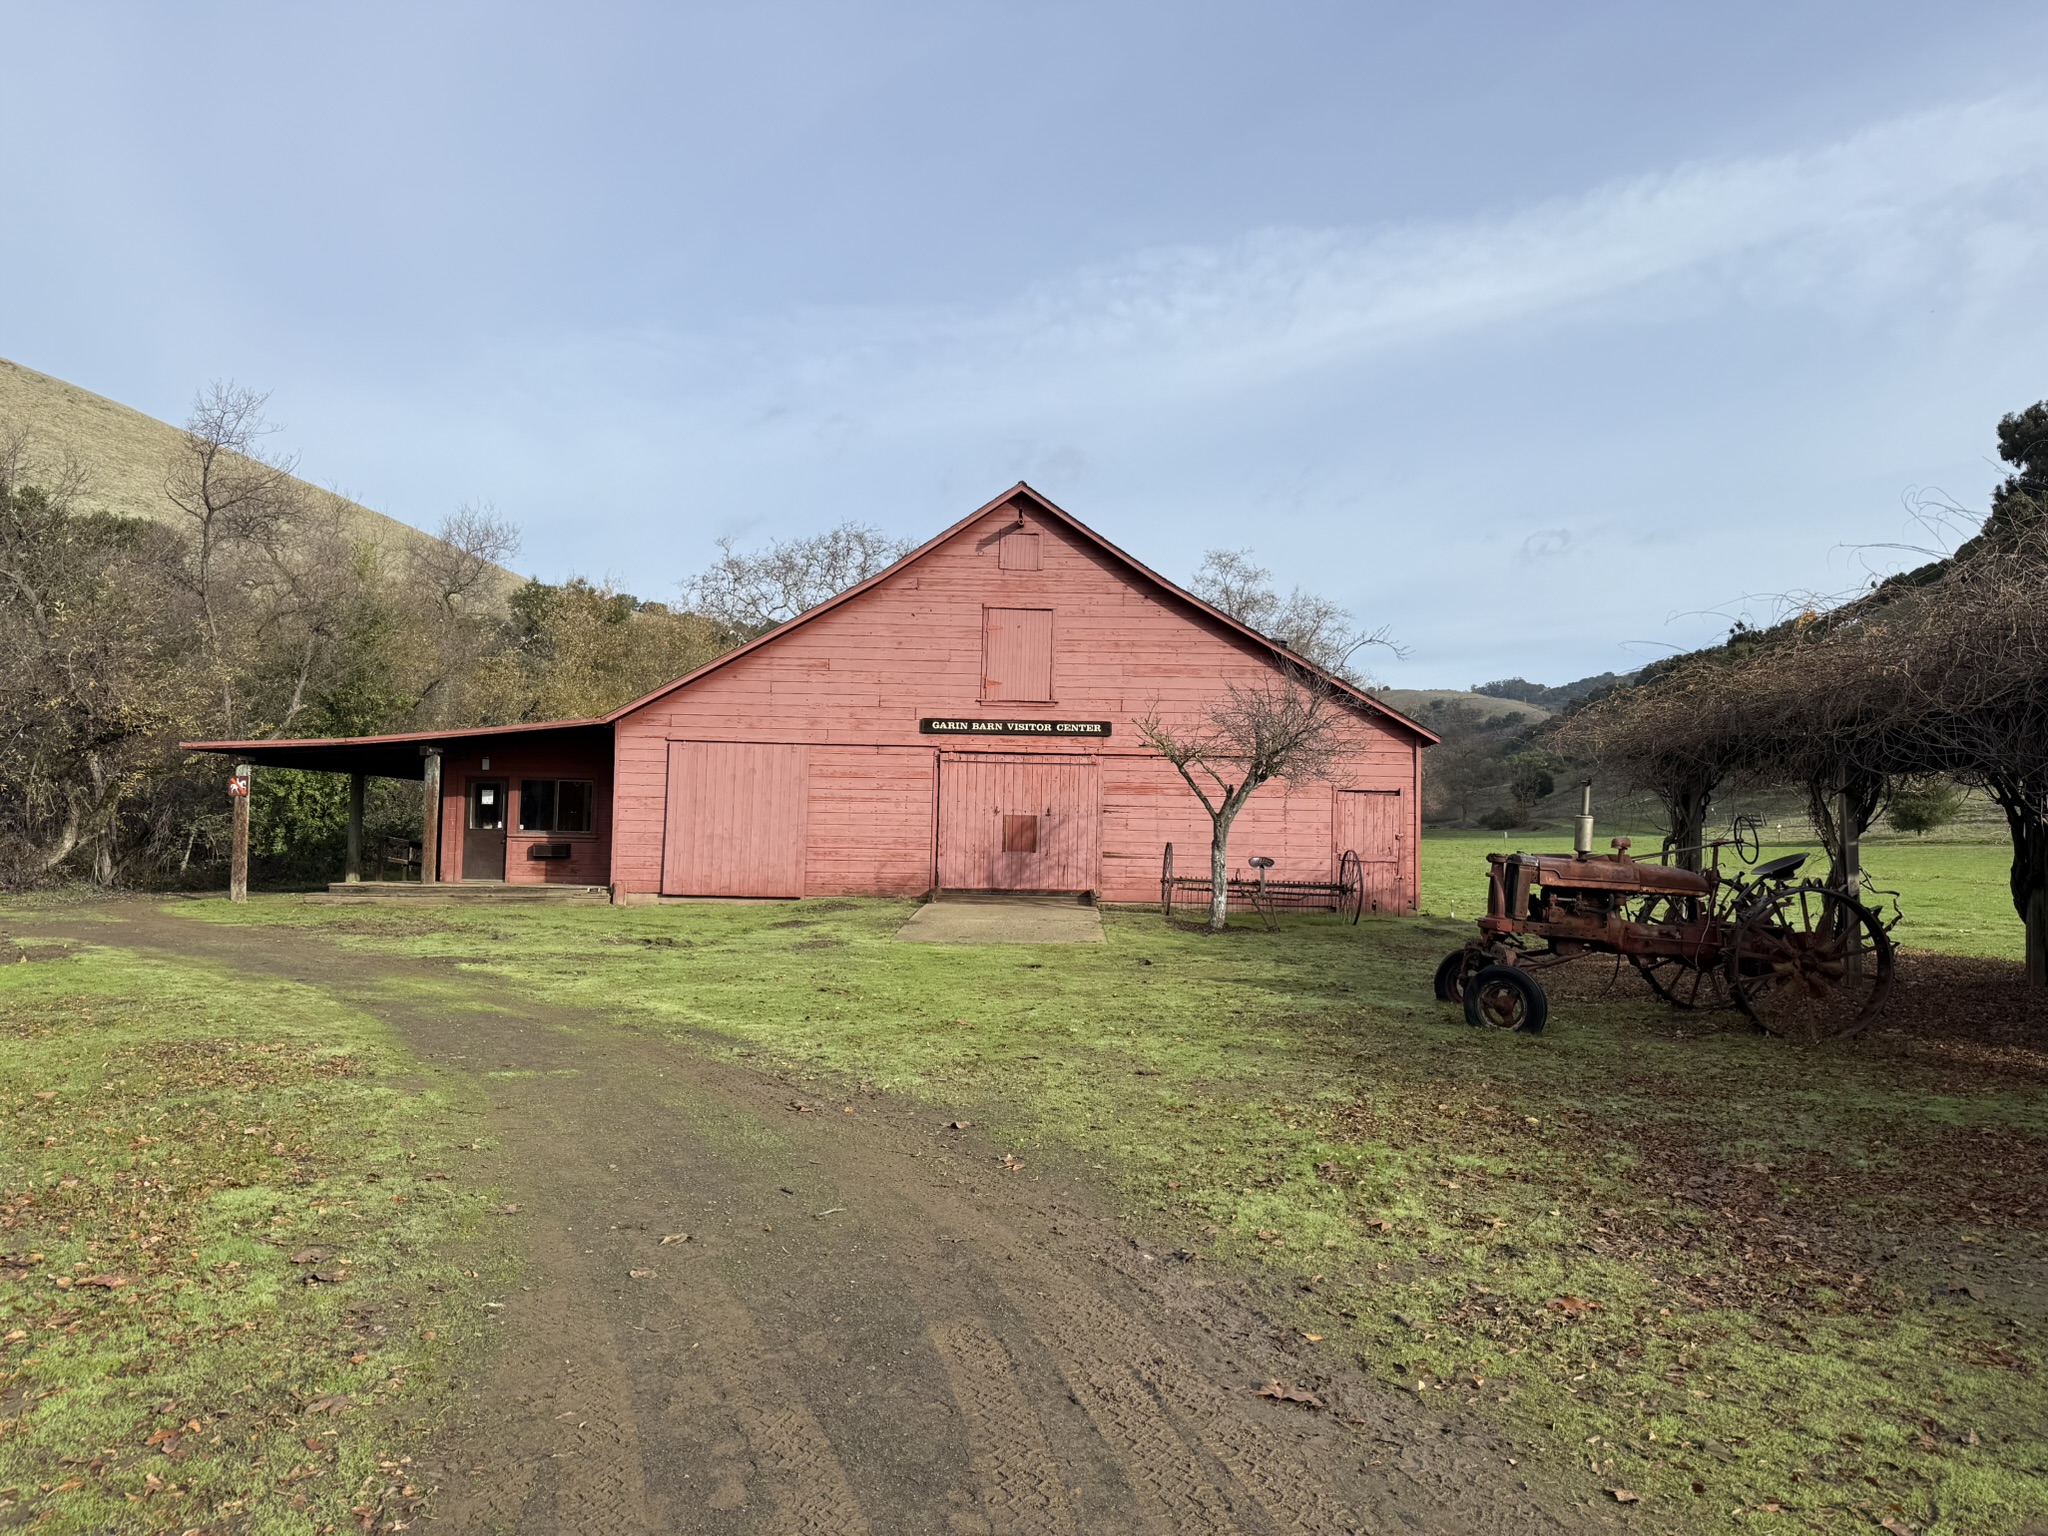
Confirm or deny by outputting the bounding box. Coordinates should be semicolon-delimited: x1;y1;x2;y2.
938;754;1100;894
1335;789;1405;913
661;742;808;897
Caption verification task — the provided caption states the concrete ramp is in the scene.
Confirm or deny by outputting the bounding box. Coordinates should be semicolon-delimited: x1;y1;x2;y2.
895;898;1104;945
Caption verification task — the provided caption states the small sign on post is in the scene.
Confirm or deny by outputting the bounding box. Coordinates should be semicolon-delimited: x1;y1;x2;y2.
229;764;251;904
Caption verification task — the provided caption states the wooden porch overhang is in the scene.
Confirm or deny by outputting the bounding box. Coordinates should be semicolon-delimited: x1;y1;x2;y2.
180;720;610;779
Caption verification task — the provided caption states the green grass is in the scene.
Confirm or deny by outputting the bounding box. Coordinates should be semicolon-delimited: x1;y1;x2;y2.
177;893;2048;1536
1422;827;2025;961
0;936;504;1534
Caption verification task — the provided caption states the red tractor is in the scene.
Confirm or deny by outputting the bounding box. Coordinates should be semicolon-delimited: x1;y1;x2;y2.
1435;792;1895;1040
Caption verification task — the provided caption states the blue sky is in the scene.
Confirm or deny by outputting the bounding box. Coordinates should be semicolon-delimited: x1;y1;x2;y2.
6;2;2047;687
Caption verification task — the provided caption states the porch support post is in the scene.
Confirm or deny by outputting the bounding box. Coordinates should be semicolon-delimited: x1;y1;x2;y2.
344;773;365;884
229;763;251;904
420;748;443;884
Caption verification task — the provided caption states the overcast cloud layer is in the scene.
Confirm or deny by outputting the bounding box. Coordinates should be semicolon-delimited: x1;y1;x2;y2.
4;2;2046;686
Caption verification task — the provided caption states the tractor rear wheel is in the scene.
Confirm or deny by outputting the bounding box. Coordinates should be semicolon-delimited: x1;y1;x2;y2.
1463;965;1549;1033
1726;883;1894;1040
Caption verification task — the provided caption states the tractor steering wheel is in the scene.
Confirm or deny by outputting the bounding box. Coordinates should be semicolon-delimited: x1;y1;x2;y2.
1730;814;1763;866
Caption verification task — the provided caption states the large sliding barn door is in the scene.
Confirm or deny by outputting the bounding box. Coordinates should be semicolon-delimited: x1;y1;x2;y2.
1335;788;1405;913
938;754;1100;894
661;742;808;897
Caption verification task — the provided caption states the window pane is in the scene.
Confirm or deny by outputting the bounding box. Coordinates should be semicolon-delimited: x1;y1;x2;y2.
519;780;555;832
470;781;504;830
556;781;593;833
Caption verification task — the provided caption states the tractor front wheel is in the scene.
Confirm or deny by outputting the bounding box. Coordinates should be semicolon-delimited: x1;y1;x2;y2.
1433;948;1484;1004
1463;965;1549;1033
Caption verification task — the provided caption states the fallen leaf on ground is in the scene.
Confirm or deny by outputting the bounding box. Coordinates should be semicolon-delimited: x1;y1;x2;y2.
658;1233;690;1245
1879;1518;1916;1535
1000;1154;1025;1171
1257;1229;1282;1243
629;1268;656;1279
945;1120;972;1130
842;1106;855;1114
1607;1488;1640;1503
1300;1332;1324;1342
288;1249;325;1265
789;1101;815;1113
1254;1379;1324;1408
305;1268;347;1285
303;1393;351;1414
1547;1295;1601;1315
76;1273;128;1289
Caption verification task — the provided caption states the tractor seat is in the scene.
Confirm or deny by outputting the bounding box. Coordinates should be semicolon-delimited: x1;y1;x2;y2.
1749;852;1808;884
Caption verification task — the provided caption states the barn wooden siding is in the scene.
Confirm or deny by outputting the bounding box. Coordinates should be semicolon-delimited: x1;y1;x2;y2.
614;498;1423;904
435;738;614;885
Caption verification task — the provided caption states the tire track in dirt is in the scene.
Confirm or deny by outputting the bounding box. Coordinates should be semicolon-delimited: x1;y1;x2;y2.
930;1320;1077;1536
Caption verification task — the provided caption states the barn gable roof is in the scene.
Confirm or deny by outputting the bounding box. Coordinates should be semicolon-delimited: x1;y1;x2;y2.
607;484;1438;744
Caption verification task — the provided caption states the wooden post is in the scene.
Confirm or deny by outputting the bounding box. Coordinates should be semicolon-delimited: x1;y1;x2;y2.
419;748;443;883
1838;786;1862;975
344;772;365;884
229;764;251;903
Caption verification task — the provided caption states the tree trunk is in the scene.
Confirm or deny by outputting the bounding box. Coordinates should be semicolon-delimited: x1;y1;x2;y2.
1208;797;1248;931
1989;779;2048;988
1659;778;1716;872
1807;769;1885;891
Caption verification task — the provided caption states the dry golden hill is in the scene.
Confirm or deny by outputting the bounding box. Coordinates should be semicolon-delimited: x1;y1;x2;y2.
0;356;513;591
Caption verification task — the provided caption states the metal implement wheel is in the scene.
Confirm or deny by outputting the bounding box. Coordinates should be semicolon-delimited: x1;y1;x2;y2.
1463;965;1549;1033
1726;882;1894;1041
1432;947;1484;1004
1338;849;1365;924
1160;842;1175;917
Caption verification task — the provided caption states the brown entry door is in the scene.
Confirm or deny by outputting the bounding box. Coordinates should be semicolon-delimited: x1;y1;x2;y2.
1335;789;1404;913
463;778;507;881
938;755;1100;893
661;742;808;897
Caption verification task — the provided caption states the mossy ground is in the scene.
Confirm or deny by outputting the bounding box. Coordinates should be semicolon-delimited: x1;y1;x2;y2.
163;876;2048;1536
0;933;506;1534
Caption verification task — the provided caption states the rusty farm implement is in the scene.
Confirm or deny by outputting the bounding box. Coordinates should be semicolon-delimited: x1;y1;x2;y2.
1435;788;1895;1040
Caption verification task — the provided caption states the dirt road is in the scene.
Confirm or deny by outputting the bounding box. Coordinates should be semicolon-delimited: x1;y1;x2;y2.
88;908;1606;1535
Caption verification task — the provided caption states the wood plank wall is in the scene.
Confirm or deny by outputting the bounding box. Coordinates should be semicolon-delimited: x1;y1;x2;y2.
612;503;1423;904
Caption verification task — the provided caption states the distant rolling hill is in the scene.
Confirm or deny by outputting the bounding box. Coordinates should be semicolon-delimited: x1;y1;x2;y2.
1372;688;1550;725
0;356;514;592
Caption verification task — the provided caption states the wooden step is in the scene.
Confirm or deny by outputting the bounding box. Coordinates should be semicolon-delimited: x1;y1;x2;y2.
308;883;611;904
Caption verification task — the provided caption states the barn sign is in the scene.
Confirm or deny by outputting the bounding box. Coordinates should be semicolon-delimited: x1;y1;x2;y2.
919;718;1113;737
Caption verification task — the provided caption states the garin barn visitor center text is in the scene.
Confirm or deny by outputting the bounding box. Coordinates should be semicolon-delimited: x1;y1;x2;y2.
189;487;1435;908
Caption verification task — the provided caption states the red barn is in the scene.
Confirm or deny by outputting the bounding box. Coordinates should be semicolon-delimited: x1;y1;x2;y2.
192;486;1435;908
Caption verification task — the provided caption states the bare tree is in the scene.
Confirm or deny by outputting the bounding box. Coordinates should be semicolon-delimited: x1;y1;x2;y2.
1135;671;1350;930
682;522;911;642
1189;548;1397;687
414;502;520;614
163;384;310;731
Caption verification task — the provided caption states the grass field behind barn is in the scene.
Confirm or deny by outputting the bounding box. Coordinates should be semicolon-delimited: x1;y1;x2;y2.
145;884;2048;1536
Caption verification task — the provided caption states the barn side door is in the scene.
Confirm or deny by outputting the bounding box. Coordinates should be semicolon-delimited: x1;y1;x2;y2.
1336;789;1405;913
661;742;808;897
938;754;1100;894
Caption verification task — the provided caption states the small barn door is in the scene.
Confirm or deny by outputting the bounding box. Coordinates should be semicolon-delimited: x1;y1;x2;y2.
661;742;808;897
938;755;1100;893
1336;789;1404;913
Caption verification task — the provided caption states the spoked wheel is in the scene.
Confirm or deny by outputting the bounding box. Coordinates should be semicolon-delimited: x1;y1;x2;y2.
1629;953;1731;1009
1338;849;1365;924
1463;965;1549;1033
1432;947;1484;1004
1726;882;1895;1041
1625;893;1730;1010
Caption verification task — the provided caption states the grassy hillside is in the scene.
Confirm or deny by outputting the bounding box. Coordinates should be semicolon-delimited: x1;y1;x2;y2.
0;356;513;592
1371;687;1549;724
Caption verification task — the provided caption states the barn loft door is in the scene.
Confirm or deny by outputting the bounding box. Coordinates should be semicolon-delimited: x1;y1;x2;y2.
1335;789;1405;913
661;742;808;897
938;754;1100;894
